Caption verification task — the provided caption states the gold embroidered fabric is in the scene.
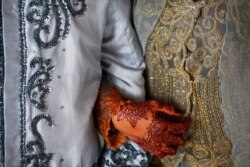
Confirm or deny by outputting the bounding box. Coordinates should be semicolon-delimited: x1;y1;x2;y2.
144;0;233;166
133;0;166;53
220;0;250;166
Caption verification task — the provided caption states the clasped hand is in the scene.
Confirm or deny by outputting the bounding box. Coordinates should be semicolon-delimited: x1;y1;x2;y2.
112;100;191;158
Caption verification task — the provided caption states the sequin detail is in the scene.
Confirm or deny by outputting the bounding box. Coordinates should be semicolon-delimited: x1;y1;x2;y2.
26;0;87;48
27;57;55;111
103;142;149;167
19;0;56;165
144;0;233;166
0;0;5;166
25;50;55;167
26;114;54;167
19;0;29;165
117;103;148;128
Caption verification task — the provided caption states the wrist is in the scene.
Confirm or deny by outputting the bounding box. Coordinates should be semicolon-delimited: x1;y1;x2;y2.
95;86;128;149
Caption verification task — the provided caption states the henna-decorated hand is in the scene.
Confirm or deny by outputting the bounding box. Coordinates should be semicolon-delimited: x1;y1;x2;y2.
95;86;191;158
112;100;191;158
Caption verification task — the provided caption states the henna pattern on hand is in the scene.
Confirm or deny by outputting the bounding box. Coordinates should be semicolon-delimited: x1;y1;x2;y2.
95;86;128;149
117;102;149;128
96;85;191;154
135;114;191;158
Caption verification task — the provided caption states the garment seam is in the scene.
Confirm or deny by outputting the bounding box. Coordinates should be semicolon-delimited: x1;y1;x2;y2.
0;0;5;166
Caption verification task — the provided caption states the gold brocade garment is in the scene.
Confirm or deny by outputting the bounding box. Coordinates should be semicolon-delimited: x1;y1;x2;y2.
145;0;233;166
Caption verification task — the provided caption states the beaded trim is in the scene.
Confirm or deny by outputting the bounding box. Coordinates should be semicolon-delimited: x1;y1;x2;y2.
26;0;87;48
18;0;28;166
0;0;5;166
103;142;150;167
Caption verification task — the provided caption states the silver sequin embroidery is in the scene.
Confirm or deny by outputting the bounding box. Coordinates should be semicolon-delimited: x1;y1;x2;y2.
26;0;88;48
27;57;55;111
26;114;54;167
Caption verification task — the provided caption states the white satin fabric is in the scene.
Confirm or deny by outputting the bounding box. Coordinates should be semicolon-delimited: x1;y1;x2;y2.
2;0;146;166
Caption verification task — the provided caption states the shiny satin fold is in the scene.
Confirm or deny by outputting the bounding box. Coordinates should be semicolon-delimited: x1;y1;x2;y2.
1;0;147;166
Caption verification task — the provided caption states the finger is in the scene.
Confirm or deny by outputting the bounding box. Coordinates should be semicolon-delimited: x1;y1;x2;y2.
156;105;183;118
170;129;186;135
183;117;192;129
156;112;184;123
158;144;177;158
165;145;178;156
147;100;184;117
164;134;185;146
169;118;192;134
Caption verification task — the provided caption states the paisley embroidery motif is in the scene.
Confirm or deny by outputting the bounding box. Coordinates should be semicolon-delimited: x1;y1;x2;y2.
26;0;87;48
27;57;55;111
25;57;55;166
26;114;54;167
20;0;88;166
103;142;149;167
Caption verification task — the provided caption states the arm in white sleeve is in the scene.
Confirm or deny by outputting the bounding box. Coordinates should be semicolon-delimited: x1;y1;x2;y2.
101;0;145;103
96;1;151;166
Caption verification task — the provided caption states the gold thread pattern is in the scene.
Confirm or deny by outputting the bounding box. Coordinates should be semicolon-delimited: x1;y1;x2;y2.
220;1;250;166
144;0;233;166
133;0;167;51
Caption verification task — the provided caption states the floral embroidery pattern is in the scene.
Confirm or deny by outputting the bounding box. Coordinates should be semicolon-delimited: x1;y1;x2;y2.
103;142;149;167
26;58;55;167
19;0;88;166
117;103;148;128
26;0;87;48
144;0;233;166
27;57;55;111
26;114;54;167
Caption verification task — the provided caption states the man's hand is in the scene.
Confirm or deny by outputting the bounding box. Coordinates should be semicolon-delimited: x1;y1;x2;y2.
112;100;191;158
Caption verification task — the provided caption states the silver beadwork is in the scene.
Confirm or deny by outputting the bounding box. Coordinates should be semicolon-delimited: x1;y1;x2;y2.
27;57;55;111
25;57;55;167
26;0;88;48
19;0;88;166
19;0;29;166
26;114;54;167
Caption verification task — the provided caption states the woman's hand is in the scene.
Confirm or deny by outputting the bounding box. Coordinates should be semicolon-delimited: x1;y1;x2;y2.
95;86;191;158
112;100;191;158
